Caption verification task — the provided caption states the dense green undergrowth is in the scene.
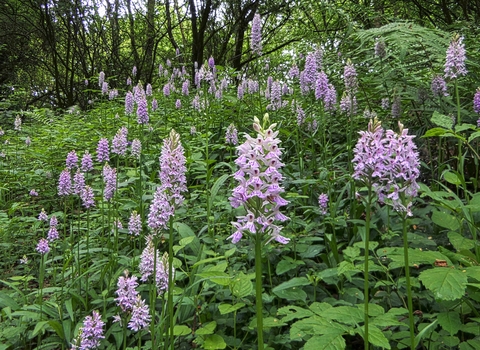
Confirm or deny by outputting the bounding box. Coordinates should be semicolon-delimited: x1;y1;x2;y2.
1;23;480;350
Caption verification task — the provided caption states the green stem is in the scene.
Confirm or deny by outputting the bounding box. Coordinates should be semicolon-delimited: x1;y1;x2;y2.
150;236;157;349
403;216;415;350
455;80;463;175
364;185;372;350
168;216;175;350
255;233;264;350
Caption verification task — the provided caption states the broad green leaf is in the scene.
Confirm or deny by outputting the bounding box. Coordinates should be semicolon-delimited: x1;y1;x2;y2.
276;258;304;275
174;222;200;256
448;231;475;251
272;277;310;291
431;209;460;231
196;321;216;335
192;257;225;268
468;131;480;143
431;111;453;129
368;303;385;317
443;336;460;347
203;334;226;349
277;305;314;322
231;272;253;298
309;302;333;316
47;320;64;339
276;259;295;275
261;316;287;328
455;123;476;133
443;171;463;185
218;302;245;315
65;298;74;321
358;325;391;349
371;313;405;328
273;287;307;302
304;333;346;350
173;325;191;336
419;268;468;300
423;127;447;137
271;276;309;300
179;236;195;247
437;311;462;335
290;315;348;341
466;266;480;282
30;321;49;339
323;306;364;325
224;247;236;258
197;271;230;286
209;174;229;210
0;291;20;310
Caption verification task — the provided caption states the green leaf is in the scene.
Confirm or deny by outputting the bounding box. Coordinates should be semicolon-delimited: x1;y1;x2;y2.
173;325;191;336
304;333;346;350
448;231;475;251
218;302;245;315
47;320;64;339
419;268;468;300
414;320;438;348
231;272;253;298
192;256;225;268
309;302;333;316
174;222;200;256
261;316;287;328
323;306;364;325
455;124;476;133
276;258;304;275
272;277;310;291
431;209;460;231
468;131;480;143
437;311;462;335
30;321;49;339
443;171;463;185
277;305;314;322
466;266;480;282
0;291;20;310
423;127;447;137
203;334;226;349
174;236;196;254
197;271;230;286
209;174;229;210
431;111;453;129
290;315;348;340
358;325;391;349
196;321;216;335
272;277;310;302
65;298;74;321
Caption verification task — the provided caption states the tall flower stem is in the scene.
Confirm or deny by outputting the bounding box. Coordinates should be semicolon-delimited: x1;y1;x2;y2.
402;214;415;349
139;124;145;235
255;232;264;350
168;216;175;350
455;81;464;179
363;185;372;350
150;237;158;349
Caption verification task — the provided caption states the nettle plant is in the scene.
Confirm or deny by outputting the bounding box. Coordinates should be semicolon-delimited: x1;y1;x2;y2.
1;17;480;350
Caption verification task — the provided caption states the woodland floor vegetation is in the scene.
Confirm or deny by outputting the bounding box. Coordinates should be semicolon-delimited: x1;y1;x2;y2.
1;1;480;350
